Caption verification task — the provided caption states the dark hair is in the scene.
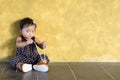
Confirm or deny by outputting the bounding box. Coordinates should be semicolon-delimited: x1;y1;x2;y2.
20;17;37;30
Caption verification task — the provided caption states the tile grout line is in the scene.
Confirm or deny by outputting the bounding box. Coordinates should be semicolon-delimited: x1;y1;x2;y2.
37;74;39;80
66;63;78;80
0;64;7;76
99;63;116;80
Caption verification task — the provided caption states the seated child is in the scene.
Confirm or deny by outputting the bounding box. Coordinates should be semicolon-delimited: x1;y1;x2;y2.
10;17;49;72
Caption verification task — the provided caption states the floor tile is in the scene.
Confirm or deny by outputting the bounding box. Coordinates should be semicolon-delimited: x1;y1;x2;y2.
0;62;7;72
68;62;113;80
46;62;75;80
100;62;120;80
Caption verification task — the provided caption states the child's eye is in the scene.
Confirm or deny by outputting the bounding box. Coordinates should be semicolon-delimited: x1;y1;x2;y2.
32;31;34;33
26;31;29;32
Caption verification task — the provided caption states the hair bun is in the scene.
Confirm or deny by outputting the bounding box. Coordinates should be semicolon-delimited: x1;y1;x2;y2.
33;20;36;24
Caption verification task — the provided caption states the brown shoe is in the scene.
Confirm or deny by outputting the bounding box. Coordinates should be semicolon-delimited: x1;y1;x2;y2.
33;61;49;72
17;63;32;72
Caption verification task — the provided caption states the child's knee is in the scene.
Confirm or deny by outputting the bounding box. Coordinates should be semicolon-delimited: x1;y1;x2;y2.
9;58;17;69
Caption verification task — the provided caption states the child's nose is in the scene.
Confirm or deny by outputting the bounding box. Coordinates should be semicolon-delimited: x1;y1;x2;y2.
30;32;33;36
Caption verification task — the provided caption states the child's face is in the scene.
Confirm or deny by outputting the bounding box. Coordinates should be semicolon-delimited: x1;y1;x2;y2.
20;25;35;39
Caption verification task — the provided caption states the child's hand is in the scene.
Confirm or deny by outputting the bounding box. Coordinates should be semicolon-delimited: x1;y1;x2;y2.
39;60;47;64
42;59;47;63
42;41;47;49
26;39;33;45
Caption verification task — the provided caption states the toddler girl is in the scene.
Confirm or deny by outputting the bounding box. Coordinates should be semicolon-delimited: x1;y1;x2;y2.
10;17;49;72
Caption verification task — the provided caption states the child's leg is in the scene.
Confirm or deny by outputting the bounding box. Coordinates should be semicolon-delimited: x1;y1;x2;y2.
40;54;50;63
10;57;32;72
33;60;49;72
33;62;49;72
33;54;49;72
9;57;17;69
16;63;32;72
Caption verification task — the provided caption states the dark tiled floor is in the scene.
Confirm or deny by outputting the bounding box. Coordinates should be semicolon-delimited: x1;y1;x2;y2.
0;62;120;80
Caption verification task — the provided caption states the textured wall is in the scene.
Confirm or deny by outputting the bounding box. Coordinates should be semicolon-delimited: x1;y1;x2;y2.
0;0;120;62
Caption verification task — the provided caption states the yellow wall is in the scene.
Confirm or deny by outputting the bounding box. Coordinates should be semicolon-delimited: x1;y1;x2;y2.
0;0;120;62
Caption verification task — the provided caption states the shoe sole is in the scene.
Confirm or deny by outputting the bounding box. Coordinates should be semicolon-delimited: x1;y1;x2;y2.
22;64;32;72
33;64;48;72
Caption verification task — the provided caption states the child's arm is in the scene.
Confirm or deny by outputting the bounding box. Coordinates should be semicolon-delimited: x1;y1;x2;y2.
16;37;27;48
35;37;47;49
16;37;33;48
